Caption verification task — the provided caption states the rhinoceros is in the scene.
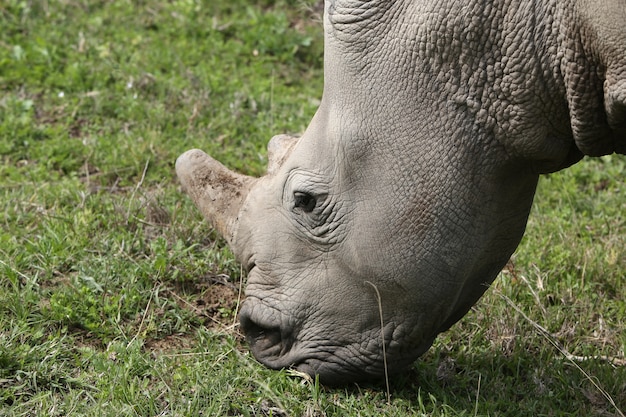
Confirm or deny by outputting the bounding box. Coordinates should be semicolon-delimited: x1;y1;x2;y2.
176;0;626;383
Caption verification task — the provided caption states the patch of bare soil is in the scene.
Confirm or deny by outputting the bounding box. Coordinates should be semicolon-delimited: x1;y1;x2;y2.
144;274;244;354
168;274;243;333
144;333;195;354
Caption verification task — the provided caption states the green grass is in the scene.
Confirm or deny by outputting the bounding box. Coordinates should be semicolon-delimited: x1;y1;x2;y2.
1;1;624;416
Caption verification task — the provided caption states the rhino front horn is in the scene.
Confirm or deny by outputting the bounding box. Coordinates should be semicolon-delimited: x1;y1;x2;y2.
176;149;256;243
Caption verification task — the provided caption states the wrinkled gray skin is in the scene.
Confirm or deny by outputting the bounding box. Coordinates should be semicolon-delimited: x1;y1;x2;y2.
177;0;626;384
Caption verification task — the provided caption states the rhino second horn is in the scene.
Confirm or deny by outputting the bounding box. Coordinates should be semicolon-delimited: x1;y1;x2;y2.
176;149;256;243
266;134;299;175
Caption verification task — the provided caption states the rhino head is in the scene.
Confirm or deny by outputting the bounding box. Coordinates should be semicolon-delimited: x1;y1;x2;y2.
177;0;626;384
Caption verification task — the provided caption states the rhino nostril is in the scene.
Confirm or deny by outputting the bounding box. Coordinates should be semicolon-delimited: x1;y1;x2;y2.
240;313;284;357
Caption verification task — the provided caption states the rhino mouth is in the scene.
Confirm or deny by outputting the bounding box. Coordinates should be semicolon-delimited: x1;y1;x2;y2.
239;310;379;384
238;298;417;384
239;300;341;378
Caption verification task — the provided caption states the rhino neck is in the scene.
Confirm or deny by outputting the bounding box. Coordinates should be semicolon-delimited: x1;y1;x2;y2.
324;0;626;174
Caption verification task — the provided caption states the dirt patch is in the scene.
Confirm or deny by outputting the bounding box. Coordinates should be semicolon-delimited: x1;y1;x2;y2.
144;333;195;354
167;274;243;334
143;274;245;354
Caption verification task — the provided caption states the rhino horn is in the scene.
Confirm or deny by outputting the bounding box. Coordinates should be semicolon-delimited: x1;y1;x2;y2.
176;149;256;243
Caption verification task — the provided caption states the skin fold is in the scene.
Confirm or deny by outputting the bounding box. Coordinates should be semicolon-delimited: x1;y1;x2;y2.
176;0;626;384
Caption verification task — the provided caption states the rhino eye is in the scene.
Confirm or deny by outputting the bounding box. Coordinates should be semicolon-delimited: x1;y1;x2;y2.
293;191;317;213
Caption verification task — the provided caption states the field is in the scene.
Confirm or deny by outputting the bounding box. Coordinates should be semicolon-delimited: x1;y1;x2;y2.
1;1;625;416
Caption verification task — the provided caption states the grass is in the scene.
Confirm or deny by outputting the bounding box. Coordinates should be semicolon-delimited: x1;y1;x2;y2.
0;0;624;415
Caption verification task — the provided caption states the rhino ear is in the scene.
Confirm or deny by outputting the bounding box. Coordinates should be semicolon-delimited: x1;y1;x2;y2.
563;0;626;156
176;149;256;244
266;134;300;175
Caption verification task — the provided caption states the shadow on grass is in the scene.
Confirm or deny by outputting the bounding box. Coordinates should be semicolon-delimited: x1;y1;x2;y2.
349;348;626;416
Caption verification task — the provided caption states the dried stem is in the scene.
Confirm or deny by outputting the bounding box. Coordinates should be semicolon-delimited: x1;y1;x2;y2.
365;280;391;405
